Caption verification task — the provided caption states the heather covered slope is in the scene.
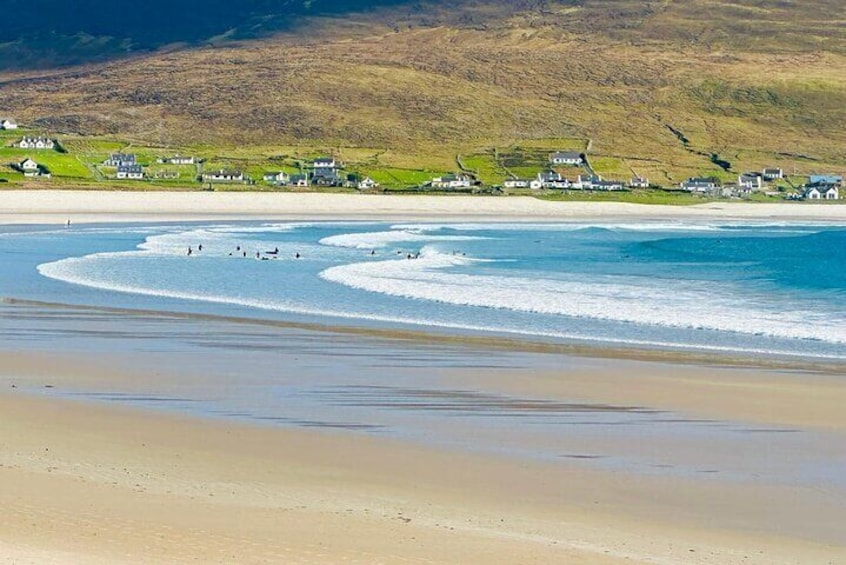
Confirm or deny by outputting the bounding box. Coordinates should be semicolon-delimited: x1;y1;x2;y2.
1;0;844;183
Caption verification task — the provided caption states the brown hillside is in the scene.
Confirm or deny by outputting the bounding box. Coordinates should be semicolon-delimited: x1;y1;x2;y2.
1;0;845;181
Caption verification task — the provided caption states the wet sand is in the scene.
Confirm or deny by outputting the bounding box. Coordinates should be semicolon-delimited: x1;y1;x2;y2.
1;301;845;563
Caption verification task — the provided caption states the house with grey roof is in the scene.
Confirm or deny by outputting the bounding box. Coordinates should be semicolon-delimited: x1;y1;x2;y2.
629;176;649;188
263;171;290;185
738;172;763;191
804;184;839;200
202;170;245;183
18;137;54;150
116;165;144;180
356;177;378;190
104;153;137;167
1;118;18;130
762;168;783;181
549;151;585;166
681;177;721;193
290;174;309;188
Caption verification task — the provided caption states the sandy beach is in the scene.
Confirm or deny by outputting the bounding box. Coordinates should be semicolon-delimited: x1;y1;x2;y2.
2;350;845;565
1;189;846;225
1;196;845;563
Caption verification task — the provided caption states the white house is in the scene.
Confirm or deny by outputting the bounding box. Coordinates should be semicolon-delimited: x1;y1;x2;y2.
263;171;290;185
104;153;136;167
629;176;649;188
356;177;378;190
574;174;604;189
313;157;336;170
738;173;763;190
504;178;531;189
537;171;570;189
170;155;194;165
1;118;18;130
804;185;839;200
592;180;625;191
681;177;720;193
116;165;144;180
549;151;584;166
762;168;783;181
19;158;38;172
18;137;54;150
202;170;245;183
431;173;473;189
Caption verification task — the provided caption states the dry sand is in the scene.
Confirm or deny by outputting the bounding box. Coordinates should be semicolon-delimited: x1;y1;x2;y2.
1;189;846;225
2;350;845;564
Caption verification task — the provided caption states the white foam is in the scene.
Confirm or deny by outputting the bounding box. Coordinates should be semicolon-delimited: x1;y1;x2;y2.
391;222;820;234
319;229;484;249
319;250;846;345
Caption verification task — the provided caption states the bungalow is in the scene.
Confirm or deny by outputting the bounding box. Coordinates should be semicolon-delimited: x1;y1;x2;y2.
1;118;18;130
503;178;533;189
574;174;604;190
290;173;309;188
104;153;136;167
592;180;625;191
804;184;839;200
312;171;343;187
738;173;763;190
157;155;195;165
202;170;245;183
18;137;55;150
629;176;649;189
549;151;584;166
537;171;570;189
681;177;720;193
762;168;783;181
313;157;336;170
431;173;473;189
263;171;290;185
356;177;378;190
116;165;144;180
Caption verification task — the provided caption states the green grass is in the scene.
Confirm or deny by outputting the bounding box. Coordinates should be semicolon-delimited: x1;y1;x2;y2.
461;152;507;185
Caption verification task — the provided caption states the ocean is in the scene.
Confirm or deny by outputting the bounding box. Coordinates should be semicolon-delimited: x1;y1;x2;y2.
2;220;843;362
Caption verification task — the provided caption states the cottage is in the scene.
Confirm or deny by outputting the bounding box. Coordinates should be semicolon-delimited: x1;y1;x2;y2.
762;168;783;181
431;173;473;189
313;157;336;170
804;185;839;200
738;173;763;190
18;137;55;150
681;177;720;193
157;155;195;165
290;174;309;188
263;171;290;185
202;170;245;183
574;174;603;190
312;171;343;187
104;153;137;167
536;171;571;189
356;177;378;190
19;158;38;172
549;151;585;166
116;165;144;180
1;118;18;130
503;178;531;189
629;177;649;189
592;180;625;191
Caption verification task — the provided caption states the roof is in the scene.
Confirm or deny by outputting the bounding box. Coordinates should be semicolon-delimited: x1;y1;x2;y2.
763;168;782;173
550;151;583;159
118;165;142;173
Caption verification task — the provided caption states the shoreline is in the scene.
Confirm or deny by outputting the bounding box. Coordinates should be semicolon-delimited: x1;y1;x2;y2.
5;297;846;375
2;189;846;225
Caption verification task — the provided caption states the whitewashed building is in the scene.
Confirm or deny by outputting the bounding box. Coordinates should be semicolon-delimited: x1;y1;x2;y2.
1;118;18;130
202;170;245;183
18;137;54;150
549;151;584;166
356;177;378;190
804;185;839;200
117;165;144;180
431;173;473;189
263;171;290;185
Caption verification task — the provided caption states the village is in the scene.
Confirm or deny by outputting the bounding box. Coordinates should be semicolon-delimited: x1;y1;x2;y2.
0;118;842;201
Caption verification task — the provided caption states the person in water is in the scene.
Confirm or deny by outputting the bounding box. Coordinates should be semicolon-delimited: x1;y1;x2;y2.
187;246;192;256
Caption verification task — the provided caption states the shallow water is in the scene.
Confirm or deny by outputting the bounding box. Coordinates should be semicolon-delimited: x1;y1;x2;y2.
2;220;845;360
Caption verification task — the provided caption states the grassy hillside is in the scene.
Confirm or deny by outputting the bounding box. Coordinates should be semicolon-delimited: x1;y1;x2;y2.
1;0;844;183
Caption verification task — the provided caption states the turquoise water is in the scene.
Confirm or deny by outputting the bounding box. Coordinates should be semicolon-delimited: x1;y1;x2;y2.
2;220;845;360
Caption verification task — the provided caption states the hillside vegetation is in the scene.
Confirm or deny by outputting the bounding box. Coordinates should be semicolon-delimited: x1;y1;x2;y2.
1;0;844;183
